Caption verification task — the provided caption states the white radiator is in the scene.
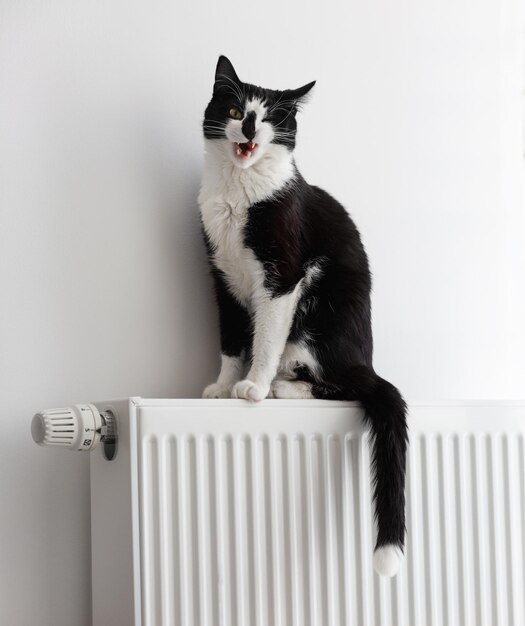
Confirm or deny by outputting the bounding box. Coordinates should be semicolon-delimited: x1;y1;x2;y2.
35;398;525;625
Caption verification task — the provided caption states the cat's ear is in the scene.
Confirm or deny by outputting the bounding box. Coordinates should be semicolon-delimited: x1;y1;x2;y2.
214;55;241;95
285;80;316;105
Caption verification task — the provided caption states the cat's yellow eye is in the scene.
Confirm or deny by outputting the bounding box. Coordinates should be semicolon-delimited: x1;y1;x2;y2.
228;107;243;120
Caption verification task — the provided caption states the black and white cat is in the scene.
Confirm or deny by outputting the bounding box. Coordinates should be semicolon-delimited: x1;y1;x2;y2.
199;56;408;577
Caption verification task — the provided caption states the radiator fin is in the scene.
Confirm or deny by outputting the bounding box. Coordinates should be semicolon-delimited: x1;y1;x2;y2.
139;431;525;626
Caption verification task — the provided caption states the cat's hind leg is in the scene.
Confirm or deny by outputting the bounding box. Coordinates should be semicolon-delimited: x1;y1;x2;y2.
269;378;314;399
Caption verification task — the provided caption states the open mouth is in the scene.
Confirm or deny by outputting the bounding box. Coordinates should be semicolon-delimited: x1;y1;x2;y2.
234;141;258;159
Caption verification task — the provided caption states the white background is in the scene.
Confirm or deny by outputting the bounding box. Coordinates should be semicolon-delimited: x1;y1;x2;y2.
1;0;523;624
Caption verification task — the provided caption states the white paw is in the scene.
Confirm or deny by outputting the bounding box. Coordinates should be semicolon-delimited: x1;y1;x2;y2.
373;544;403;577
202;383;231;399
231;379;269;402
270;379;314;399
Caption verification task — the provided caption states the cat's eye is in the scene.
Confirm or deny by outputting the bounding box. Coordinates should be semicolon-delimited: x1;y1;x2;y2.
228;107;243;120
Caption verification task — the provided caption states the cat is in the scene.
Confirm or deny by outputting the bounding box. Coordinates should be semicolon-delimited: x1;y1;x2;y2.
199;55;408;577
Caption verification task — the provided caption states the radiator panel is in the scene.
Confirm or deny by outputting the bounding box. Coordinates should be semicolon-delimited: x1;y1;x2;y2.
128;401;525;626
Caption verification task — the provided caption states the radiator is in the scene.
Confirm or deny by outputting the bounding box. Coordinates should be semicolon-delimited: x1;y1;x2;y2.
32;398;525;625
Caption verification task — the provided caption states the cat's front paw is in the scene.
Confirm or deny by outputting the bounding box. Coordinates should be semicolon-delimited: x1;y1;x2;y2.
202;383;231;399
232;379;269;402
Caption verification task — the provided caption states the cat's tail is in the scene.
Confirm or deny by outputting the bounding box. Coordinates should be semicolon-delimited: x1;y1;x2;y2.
337;366;408;577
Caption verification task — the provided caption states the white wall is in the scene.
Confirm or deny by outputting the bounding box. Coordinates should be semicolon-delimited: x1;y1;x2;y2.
0;1;523;624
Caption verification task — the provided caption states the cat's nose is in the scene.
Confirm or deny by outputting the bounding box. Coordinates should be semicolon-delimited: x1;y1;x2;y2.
241;111;256;141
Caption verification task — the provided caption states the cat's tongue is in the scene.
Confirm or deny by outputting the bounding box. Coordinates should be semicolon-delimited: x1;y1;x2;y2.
235;141;257;158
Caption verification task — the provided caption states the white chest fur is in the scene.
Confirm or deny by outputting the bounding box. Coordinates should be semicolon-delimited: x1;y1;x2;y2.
198;140;294;308
200;199;262;307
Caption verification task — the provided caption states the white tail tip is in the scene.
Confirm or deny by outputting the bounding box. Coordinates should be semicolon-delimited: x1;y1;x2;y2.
373;544;402;577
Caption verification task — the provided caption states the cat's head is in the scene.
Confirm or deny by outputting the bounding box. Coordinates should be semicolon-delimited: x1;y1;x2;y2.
203;56;315;169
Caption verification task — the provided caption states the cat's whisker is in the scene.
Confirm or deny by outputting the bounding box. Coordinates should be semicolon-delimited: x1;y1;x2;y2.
216;74;244;103
214;81;241;103
272;135;296;141
269;109;292;116
269;97;296;110
273;101;298;128
268;92;286;112
215;86;241;104
270;103;294;112
203;123;228;130
269;101;297;114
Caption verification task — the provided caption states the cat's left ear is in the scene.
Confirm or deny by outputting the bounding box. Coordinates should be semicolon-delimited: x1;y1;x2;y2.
285;80;316;105
214;55;242;95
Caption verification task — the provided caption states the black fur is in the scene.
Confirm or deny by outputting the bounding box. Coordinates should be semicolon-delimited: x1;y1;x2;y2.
202;56;408;554
241;111;256;141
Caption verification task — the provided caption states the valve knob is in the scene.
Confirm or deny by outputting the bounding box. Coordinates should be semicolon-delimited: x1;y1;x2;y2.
31;404;105;451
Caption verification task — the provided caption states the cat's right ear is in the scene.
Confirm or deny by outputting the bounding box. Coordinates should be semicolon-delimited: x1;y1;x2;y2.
214;55;241;95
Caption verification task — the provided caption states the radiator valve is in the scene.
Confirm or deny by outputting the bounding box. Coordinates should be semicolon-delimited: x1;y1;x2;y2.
31;404;116;452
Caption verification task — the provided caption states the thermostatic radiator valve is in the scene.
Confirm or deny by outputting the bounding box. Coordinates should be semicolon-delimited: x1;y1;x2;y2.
31;404;116;452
